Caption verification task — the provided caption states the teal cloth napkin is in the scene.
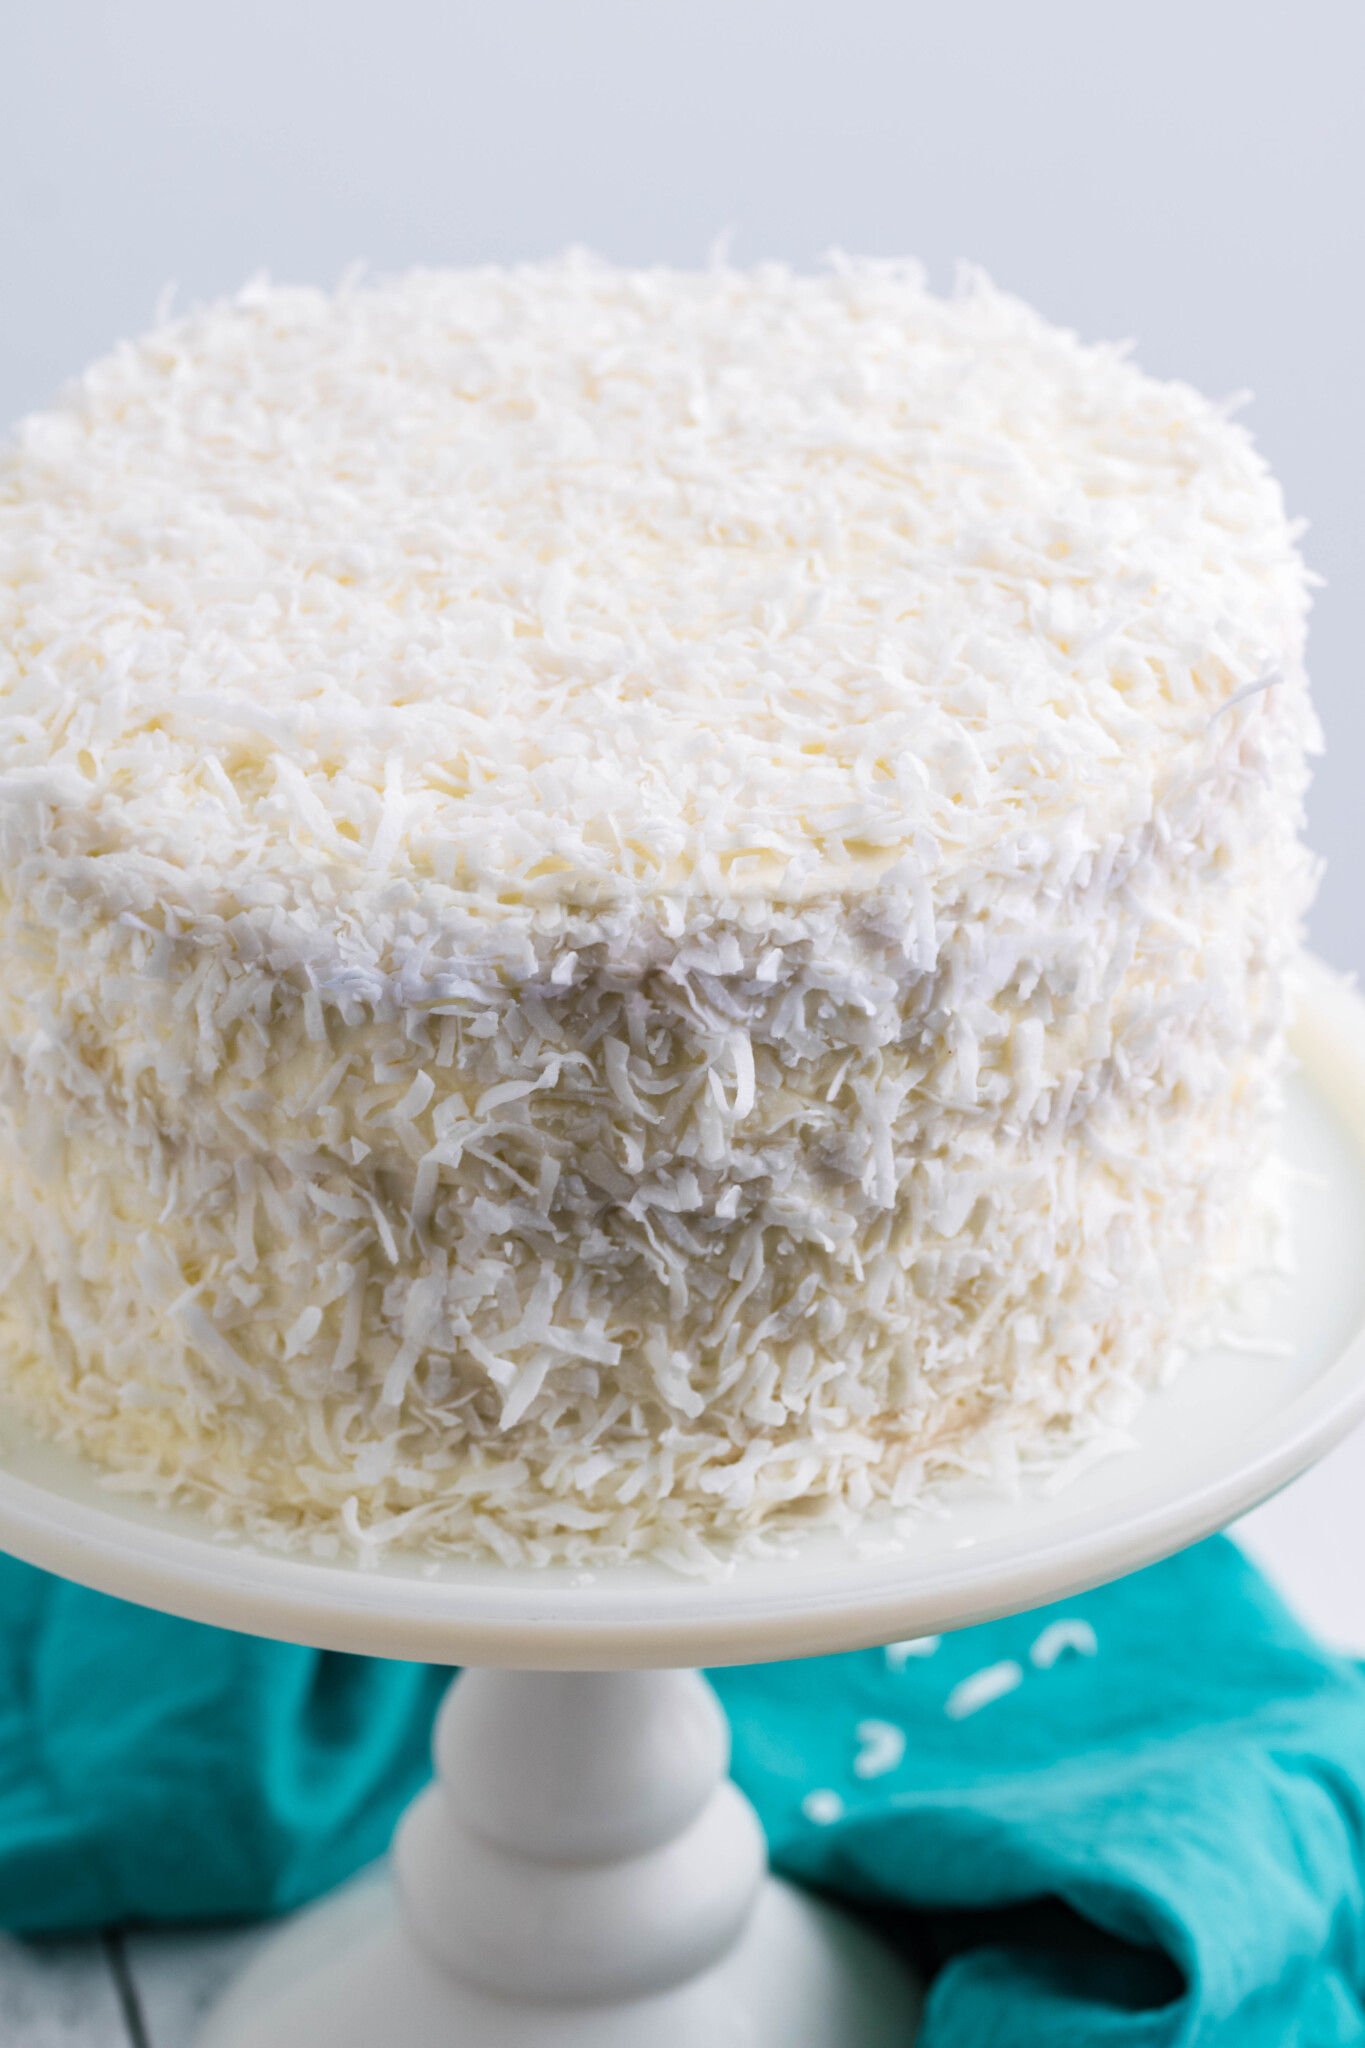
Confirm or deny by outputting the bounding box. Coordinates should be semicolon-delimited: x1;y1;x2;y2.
2;1536;1364;2046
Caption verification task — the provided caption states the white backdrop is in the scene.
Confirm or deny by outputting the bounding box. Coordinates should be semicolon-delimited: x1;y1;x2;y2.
4;0;1361;967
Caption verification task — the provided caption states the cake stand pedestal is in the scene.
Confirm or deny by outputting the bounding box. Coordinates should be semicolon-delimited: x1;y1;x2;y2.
3;959;1365;2047
199;1666;915;2047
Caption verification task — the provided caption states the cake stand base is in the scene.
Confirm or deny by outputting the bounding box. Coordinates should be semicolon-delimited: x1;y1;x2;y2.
198;1667;921;2047
197;1865;918;2048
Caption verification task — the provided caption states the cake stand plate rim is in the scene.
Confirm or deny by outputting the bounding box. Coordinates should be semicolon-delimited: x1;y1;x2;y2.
1;951;1362;1669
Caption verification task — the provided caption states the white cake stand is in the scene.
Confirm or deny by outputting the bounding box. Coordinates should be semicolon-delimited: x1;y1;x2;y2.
3;957;1365;2047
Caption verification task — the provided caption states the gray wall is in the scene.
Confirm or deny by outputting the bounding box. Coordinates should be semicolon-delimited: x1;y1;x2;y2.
4;0;1360;967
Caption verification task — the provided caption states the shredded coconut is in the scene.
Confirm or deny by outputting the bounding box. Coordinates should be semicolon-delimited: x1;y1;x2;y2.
0;256;1316;1568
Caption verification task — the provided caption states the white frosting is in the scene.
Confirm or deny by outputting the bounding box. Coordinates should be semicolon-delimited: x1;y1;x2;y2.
0;258;1316;1568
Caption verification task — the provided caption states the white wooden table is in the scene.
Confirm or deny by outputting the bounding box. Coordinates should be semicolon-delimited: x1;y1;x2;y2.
4;1422;1363;2048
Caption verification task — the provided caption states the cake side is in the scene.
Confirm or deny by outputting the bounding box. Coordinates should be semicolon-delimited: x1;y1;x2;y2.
0;692;1311;1567
0;261;1317;1566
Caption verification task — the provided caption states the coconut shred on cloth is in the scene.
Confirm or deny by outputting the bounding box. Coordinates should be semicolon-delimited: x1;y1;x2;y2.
0;256;1315;1568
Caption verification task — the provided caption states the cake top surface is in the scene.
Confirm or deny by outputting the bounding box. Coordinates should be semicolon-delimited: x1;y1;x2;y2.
0;255;1306;958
